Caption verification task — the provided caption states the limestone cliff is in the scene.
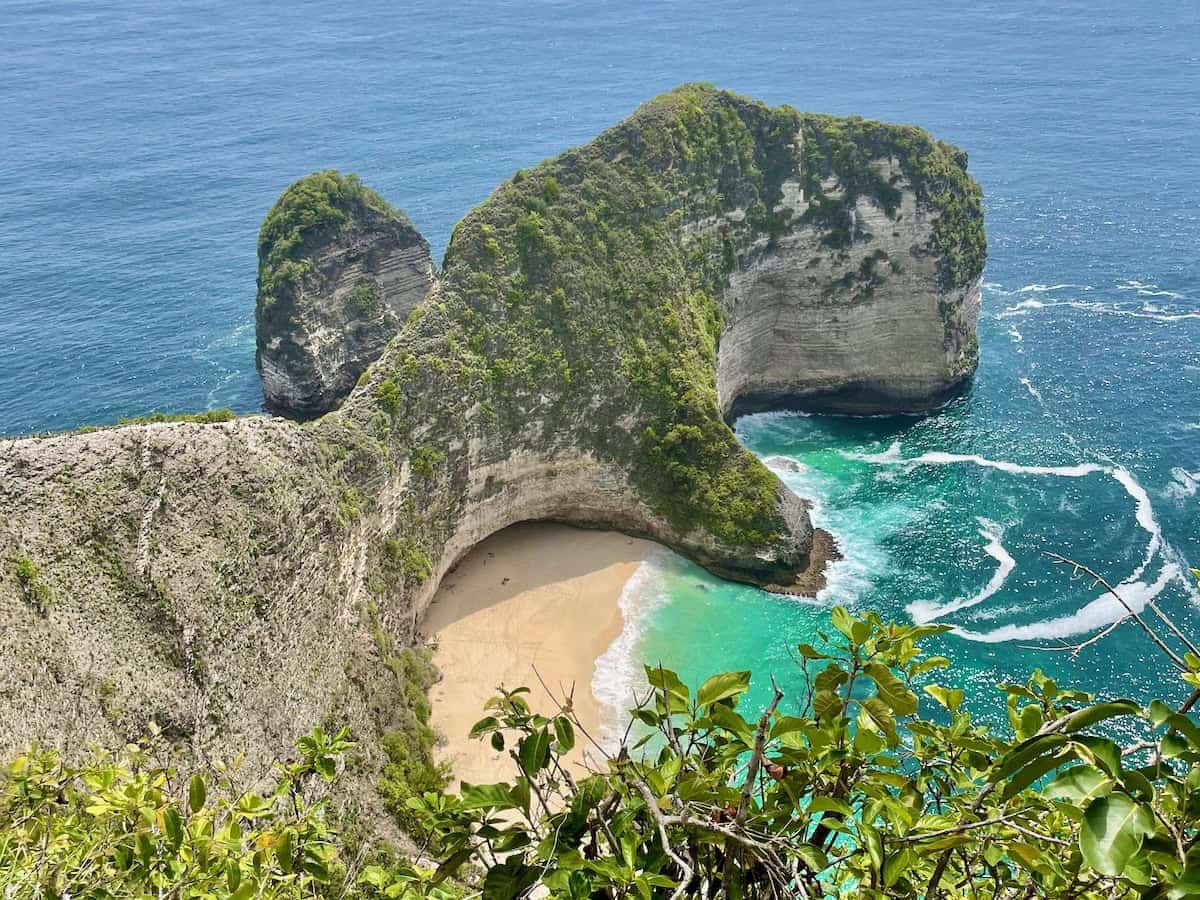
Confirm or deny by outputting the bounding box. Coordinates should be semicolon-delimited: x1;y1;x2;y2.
256;171;436;419
0;85;984;837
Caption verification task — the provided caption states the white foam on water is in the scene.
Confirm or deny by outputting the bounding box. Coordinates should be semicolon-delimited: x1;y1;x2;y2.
1110;466;1162;581
852;440;904;464
1019;377;1043;403
845;447;1179;640
996;299;1049;317
1180;423;1200;431
1017;283;1080;293
955;564;1180;644
1006;324;1024;344
1164;467;1200;502
592;556;668;750
902;451;1106;479
907;518;1016;623
998;297;1200;323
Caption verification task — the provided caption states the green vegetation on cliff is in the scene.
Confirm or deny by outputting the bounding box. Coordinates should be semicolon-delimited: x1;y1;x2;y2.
257;170;400;308
353;84;983;553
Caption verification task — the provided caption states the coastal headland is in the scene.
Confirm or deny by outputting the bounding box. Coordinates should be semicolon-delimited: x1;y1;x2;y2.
0;84;984;834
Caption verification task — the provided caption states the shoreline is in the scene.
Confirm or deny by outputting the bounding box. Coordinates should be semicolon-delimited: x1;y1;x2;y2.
422;522;657;788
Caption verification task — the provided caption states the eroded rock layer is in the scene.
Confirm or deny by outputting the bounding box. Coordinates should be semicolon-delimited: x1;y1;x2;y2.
0;85;984;833
255;172;436;419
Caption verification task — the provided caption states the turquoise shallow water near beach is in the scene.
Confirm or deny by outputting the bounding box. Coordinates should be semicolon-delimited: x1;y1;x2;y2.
2;1;1198;723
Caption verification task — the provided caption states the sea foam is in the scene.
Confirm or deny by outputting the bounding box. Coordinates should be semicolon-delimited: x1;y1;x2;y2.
591;555;667;750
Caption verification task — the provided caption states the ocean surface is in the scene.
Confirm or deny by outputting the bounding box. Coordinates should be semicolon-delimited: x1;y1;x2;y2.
3;1;1198;730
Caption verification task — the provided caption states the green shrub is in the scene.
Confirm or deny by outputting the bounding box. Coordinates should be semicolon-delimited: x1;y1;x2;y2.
409;445;445;479
376;378;401;415
114;408;236;426
376;647;450;840
411;595;1200;898
348;279;384;314
13;555;51;615
0;726;363;898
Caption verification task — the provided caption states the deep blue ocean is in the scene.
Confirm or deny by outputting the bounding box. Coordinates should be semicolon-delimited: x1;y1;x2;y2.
3;1;1198;728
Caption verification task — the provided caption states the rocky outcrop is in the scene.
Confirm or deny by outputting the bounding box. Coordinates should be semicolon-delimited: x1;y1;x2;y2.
0;85;984;834
717;153;982;417
255;171;436;419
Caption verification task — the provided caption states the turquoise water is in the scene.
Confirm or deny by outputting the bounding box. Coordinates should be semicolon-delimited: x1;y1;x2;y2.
2;2;1198;722
628;288;1200;729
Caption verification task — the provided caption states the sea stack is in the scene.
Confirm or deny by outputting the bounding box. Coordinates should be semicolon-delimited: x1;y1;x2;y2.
255;171;436;419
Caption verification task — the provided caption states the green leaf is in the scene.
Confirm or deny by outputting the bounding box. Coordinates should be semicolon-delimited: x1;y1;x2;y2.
1072;736;1123;778
188;773;206;813
433;847;474;884
469;716;499;738
1079;793;1155;876
770;716;807;739
644;666;689;702
276;829;295;873
553;717;575;752
830;606;858;641
226;860;241;892
813;690;841;720
1168;863;1200;898
696;671;751;707
912;655;951;676
923;684;963;711
796;643;828;660
795;843;829;874
1044;765;1113;803
519;728;551;775
483;858;541;900
1063;700;1141;733
809;797;852;817
459;782;519;811
991;734;1069;783
491;731;505;752
163;807;183;851
1003;750;1071;800
864;662;918;716
710;703;754;744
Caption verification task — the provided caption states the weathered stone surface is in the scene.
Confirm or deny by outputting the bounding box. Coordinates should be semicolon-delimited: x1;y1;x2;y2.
717;157;981;417
255;172;436;419
0;86;984;838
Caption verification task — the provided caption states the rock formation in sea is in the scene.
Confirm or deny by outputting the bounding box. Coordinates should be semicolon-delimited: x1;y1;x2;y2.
256;171;437;418
0;84;984;833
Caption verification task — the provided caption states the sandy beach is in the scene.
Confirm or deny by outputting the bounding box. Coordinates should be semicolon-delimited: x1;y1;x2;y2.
422;522;656;788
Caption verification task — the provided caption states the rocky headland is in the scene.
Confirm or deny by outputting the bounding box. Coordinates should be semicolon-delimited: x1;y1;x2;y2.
0;85;984;838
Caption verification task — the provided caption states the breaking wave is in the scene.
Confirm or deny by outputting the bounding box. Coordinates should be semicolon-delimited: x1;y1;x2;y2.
844;445;1188;642
907;519;1016;623
592;556;666;750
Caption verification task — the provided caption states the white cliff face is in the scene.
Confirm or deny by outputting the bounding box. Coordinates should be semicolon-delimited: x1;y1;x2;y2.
716;157;982;417
256;207;436;419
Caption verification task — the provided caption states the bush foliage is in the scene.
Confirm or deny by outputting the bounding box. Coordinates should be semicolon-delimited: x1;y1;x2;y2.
403;578;1200;898
5;590;1200;897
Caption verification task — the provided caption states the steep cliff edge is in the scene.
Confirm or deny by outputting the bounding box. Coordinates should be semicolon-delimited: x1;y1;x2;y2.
0;85;984;836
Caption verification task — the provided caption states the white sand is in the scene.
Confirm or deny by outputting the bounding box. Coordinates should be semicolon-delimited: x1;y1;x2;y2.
422;522;654;788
